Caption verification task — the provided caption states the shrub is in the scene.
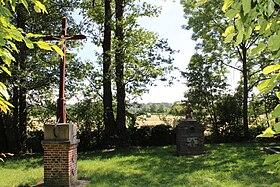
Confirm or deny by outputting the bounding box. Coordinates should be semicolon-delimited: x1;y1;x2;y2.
26;130;44;153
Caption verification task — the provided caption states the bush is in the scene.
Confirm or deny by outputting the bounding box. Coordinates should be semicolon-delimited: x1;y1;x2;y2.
129;125;175;146
26;130;44;153
77;130;103;151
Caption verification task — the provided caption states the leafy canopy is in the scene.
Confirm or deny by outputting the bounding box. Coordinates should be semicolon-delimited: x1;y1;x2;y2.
0;0;63;113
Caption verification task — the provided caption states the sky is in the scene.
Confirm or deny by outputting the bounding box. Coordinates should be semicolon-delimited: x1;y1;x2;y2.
75;0;239;104
136;0;196;103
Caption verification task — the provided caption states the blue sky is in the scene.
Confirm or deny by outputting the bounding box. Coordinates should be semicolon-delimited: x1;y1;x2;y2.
136;0;195;103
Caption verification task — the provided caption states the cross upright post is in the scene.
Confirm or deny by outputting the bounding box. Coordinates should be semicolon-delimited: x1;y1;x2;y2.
42;17;86;123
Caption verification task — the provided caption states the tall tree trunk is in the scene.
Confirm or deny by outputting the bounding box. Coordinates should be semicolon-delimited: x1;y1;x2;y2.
103;0;115;145
241;43;249;139
16;4;28;152
115;0;127;146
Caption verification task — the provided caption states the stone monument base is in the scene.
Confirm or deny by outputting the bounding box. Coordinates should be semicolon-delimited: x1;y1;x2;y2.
42;123;79;187
176;119;205;155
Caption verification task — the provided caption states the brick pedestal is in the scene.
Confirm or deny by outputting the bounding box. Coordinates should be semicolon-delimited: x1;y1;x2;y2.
176;119;205;155
42;124;79;187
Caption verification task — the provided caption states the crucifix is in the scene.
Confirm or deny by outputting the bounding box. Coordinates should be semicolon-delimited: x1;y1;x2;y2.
42;17;86;123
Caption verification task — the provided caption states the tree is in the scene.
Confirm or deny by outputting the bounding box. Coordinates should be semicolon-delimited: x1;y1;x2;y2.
103;0;116;144
80;0;177;146
115;0;127;145
182;53;228;141
181;0;271;138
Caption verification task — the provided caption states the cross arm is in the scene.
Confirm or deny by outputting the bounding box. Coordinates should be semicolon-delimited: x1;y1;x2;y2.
41;35;86;41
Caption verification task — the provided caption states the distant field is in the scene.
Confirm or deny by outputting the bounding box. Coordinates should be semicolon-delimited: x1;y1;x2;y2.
30;114;184;128
136;114;183;127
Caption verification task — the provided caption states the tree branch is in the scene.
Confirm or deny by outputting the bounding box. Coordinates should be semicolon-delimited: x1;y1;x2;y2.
219;60;242;72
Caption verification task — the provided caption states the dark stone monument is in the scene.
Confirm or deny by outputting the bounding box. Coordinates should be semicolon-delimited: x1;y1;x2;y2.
41;17;85;186
176;103;205;155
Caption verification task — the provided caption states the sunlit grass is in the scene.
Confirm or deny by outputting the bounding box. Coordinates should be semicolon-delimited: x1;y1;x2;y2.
0;143;279;186
78;143;280;187
0;155;43;187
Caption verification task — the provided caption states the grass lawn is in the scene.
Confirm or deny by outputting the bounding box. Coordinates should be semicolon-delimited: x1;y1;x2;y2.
0;143;279;187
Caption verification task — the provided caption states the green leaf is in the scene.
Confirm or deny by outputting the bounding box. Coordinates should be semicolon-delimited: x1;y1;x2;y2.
263;64;280;75
263;154;280;165
224;33;237;43
234;32;243;46
225;9;238;19
23;38;34;49
257;75;279;94
268;0;275;17
7;41;19;53
235;18;244;32
222;0;234;11
257;127;276;138
51;45;64;57
1;49;15;63
0;158;3;162
0;66;11;76
274;122;280;133
268;32;280;52
272;104;280;118
242;0;251;15
8;0;16;12
33;0;48;14
276;92;280;100
251;42;267;55
271;49;280;60
26;33;44;37
10;29;24;42
275;0;280;6
223;25;235;37
34;41;53;51
0;83;9;100
244;26;252;40
0;6;13;17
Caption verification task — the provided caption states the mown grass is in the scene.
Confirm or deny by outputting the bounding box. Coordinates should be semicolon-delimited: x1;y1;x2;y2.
0;143;279;187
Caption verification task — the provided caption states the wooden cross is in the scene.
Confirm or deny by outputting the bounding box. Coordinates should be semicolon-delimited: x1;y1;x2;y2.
42;17;86;123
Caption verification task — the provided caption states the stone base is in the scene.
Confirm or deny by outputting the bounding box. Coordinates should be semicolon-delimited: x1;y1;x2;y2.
42;123;79;187
42;141;79;186
176;120;205;156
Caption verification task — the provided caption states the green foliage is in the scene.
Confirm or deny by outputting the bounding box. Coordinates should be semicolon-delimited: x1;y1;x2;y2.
0;0;65;114
182;52;229;141
223;0;280;184
168;102;185;116
80;0;177;97
67;99;104;150
129;124;175;146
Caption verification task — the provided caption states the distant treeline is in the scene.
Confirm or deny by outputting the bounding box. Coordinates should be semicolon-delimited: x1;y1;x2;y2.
128;102;186;116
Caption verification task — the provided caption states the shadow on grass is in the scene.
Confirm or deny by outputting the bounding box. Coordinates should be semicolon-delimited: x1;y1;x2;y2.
78;143;280;187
